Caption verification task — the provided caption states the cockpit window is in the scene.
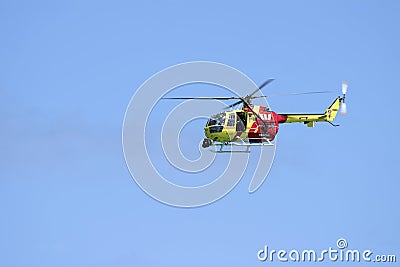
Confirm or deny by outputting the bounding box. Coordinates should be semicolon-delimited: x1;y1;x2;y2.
227;113;235;127
206;113;225;126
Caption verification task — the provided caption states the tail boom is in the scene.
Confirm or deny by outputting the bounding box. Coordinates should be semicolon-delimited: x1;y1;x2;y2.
276;97;342;127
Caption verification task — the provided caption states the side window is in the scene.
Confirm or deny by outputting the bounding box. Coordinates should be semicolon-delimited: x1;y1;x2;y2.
227;113;235;127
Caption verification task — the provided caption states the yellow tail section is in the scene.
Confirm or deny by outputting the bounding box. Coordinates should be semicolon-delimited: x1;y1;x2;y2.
324;97;341;121
280;96;342;125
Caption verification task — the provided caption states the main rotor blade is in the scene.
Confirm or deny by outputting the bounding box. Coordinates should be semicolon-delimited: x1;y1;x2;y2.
247;78;275;98
162;97;241;100
225;99;244;109
252;90;333;99
258;78;276;91
163;78;275;104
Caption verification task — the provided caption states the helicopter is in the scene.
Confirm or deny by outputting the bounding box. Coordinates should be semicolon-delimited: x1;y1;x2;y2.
163;79;348;153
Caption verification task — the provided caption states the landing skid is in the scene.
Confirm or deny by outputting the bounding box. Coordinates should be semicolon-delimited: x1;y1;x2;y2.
208;137;274;153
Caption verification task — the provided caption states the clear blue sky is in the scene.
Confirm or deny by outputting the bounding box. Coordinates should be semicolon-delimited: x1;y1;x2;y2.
1;0;399;266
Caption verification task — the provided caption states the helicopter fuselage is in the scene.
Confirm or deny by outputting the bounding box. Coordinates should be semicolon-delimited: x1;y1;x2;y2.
204;105;284;145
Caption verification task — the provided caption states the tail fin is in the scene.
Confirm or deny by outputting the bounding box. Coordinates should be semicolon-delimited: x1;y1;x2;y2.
324;97;341;121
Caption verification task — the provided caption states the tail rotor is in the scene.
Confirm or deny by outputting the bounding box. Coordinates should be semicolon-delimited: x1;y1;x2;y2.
340;82;348;115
